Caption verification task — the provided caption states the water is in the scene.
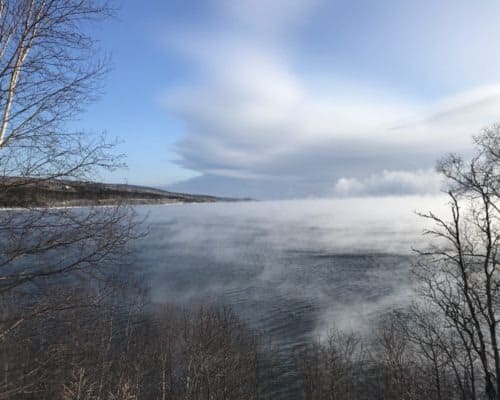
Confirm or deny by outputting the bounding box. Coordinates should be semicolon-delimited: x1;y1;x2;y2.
132;196;448;347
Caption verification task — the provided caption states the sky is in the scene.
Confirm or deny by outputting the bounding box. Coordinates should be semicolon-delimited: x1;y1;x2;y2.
79;0;500;199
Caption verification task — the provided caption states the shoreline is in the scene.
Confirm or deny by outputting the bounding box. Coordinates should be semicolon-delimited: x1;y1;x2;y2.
0;178;241;209
0;198;254;211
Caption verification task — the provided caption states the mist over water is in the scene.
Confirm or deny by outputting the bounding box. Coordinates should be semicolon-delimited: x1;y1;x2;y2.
132;196;448;349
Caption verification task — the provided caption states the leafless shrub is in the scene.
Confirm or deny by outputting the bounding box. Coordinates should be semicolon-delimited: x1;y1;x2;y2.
62;368;97;400
295;329;366;400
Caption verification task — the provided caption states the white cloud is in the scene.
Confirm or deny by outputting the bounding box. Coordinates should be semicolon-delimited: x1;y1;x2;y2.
165;36;500;181
161;0;500;198
333;169;444;197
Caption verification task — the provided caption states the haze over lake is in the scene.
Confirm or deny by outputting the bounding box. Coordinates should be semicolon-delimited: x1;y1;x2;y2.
133;195;448;349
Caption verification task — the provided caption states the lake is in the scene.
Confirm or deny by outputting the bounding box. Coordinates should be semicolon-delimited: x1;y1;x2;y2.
132;196;448;351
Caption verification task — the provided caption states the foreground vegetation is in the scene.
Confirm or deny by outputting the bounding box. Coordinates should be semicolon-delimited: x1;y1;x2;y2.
0;276;472;400
0;277;489;400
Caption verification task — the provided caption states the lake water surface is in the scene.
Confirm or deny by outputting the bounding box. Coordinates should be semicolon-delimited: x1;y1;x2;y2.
132;196;449;351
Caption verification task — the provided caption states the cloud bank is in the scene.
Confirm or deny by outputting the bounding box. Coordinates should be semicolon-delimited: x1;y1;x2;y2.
161;0;500;199
333;170;444;197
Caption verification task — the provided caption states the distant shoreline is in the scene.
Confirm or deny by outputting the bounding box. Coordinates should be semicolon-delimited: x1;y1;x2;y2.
0;177;242;208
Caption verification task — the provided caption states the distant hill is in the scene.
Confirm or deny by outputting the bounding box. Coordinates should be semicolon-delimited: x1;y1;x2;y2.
0;177;237;208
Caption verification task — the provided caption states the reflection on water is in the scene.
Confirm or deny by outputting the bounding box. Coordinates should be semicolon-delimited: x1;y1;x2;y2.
131;196;447;348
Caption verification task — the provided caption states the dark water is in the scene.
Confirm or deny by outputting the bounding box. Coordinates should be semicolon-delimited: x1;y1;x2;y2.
132;197;446;344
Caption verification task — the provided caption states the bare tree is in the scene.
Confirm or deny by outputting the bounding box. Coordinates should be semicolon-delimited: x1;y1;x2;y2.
414;123;500;400
179;305;264;400
0;1;140;397
295;329;366;400
0;0;134;322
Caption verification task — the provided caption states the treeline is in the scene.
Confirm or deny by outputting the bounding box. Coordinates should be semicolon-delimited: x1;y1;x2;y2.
0;276;485;400
296;310;474;400
0;277;270;400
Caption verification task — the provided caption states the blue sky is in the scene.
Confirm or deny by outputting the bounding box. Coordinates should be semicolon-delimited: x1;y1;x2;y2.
79;0;500;198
